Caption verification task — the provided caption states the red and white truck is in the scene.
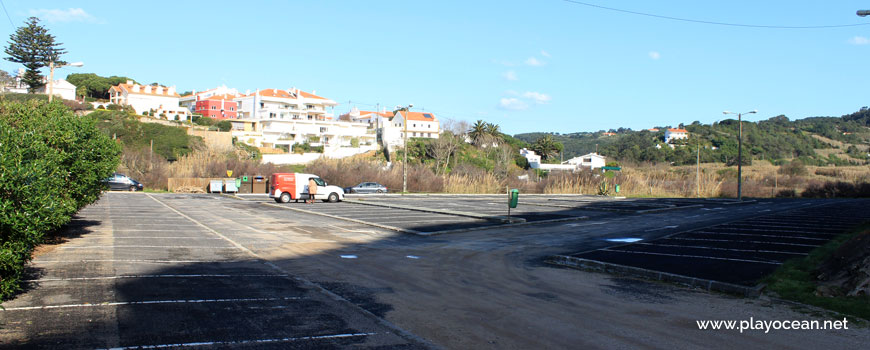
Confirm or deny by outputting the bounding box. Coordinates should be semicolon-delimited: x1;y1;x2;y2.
269;173;345;203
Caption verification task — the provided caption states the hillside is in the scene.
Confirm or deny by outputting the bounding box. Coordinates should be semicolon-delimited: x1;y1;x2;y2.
515;108;870;166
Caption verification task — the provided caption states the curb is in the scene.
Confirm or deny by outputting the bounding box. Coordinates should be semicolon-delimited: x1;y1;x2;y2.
547;255;764;297
344;199;526;224
419;215;591;236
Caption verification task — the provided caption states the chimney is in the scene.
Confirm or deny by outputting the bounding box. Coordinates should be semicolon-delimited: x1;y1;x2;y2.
126;80;133;85
168;86;175;95
144;85;152;94
132;85;140;93
156;86;164;95
312;90;316;95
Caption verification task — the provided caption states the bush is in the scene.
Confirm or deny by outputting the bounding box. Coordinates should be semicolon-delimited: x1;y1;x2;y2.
193;115;214;126
801;181;870;198
0;100;119;299
779;160;808;176
215;120;232;132
106;103;122;110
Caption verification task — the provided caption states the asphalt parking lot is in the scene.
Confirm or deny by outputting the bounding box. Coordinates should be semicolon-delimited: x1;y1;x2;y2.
3;193;869;349
554;199;870;293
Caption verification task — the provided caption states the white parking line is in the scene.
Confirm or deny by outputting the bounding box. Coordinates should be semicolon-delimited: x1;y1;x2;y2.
638;242;807;255
103;332;377;350
691;231;829;241
601;248;782;265
1;297;303;311
667;237;820;247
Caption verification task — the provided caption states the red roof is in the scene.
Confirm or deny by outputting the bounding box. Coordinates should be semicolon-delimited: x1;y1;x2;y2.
397;111;437;122
667;128;688;133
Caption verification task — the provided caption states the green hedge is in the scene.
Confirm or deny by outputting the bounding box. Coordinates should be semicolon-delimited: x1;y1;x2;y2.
0;100;120;300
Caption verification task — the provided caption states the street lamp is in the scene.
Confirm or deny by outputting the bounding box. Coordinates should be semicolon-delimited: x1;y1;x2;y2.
393;103;413;193
858;10;870;17
723;109;757;201
48;61;83;102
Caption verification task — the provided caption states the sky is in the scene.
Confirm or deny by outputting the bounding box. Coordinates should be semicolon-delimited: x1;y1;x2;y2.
2;1;870;135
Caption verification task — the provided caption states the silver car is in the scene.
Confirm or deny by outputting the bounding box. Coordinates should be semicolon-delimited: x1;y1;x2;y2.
344;182;388;194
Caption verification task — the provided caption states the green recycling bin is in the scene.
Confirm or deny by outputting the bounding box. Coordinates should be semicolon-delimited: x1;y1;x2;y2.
508;189;519;208
239;175;253;193
615;184;620;193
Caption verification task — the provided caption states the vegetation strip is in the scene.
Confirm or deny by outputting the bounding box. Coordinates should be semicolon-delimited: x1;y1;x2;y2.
763;225;870;320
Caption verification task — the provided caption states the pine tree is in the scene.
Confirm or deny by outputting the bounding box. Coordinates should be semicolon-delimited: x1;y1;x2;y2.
4;17;66;93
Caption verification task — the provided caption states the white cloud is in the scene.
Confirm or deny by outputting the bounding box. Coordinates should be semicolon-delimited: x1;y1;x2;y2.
849;36;870;45
28;8;99;23
498;98;528;111
502;70;518;81
540;50;551;58
525;57;545;66
523;91;551;104
648;51;661;60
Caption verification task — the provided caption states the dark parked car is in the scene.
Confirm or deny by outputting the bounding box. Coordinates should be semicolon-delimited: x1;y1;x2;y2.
344;182;388;194
104;173;144;191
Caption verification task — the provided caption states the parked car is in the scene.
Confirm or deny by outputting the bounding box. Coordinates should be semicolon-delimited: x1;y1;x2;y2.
104;173;144;191
344;182;388;194
269;173;344;203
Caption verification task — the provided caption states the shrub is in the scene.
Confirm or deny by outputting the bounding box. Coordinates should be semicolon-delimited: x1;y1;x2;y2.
0;100;119;299
215;120;232;132
106;103;122;110
779;160;808;176
802;181;870;198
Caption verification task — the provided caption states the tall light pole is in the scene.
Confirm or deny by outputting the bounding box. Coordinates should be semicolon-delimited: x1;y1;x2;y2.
723;110;757;201
393;104;413;193
48;61;83;102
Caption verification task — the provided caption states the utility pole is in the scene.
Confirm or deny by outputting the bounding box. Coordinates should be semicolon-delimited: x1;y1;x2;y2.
393;104;413;193
150;139;154;171
723;110;756;201
695;139;701;198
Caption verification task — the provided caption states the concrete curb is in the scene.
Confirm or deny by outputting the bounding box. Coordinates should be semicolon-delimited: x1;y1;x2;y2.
344;199;526;224
262;202;425;235
547;255;764;297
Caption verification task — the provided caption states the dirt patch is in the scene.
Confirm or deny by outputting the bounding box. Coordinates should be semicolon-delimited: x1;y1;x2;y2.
816;230;870;297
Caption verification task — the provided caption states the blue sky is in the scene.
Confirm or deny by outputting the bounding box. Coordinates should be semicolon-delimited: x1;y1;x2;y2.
3;1;870;134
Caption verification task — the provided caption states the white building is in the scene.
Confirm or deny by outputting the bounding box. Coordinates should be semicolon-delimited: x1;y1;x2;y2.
37;79;77;101
565;153;606;170
109;81;190;120
230;88;376;155
520;149;607;171
179;85;240;112
235;88;337;121
338;107;441;149
664;128;689;143
2;68;77;100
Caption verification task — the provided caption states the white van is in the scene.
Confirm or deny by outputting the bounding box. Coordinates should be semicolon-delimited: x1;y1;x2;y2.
269;173;345;203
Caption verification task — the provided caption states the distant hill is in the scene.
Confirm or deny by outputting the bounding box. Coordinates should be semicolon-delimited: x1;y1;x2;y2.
514;108;870;166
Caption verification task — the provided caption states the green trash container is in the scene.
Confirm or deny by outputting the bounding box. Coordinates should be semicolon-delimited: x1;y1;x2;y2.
615;184;620;193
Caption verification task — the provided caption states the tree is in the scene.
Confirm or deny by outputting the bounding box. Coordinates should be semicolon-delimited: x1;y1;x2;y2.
532;135;562;160
427;131;461;174
4;17;66;93
468;120;488;146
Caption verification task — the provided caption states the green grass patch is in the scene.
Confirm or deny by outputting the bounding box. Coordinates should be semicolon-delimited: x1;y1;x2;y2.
763;224;870;320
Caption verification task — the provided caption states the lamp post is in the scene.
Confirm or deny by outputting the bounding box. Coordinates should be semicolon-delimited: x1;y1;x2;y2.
393;104;413;193
48;61;83;102
723;110;757;200
858;10;870;16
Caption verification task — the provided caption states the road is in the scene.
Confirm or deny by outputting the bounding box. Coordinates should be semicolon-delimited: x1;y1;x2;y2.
1;193;868;349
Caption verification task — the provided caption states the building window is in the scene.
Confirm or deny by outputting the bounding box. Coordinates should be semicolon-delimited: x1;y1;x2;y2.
211;106;216;110
320;127;327;133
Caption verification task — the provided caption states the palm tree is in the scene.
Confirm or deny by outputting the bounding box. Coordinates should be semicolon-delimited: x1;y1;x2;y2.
468;120;488;146
532;135;560;160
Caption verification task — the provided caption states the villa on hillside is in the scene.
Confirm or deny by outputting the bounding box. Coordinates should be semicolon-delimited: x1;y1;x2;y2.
664;128;689;143
109;81;190;120
340;107;441;150
520;148;606;171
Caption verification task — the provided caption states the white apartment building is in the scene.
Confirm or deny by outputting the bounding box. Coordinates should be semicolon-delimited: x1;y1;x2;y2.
109;81;189;120
3;68;77;100
231;88;375;150
179;85;240;112
382;110;440;148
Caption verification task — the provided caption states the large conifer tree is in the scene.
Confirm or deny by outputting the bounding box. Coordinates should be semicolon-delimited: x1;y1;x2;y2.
4;17;66;93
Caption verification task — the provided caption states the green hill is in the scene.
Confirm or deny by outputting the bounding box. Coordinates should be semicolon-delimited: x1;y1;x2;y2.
515;108;870;166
